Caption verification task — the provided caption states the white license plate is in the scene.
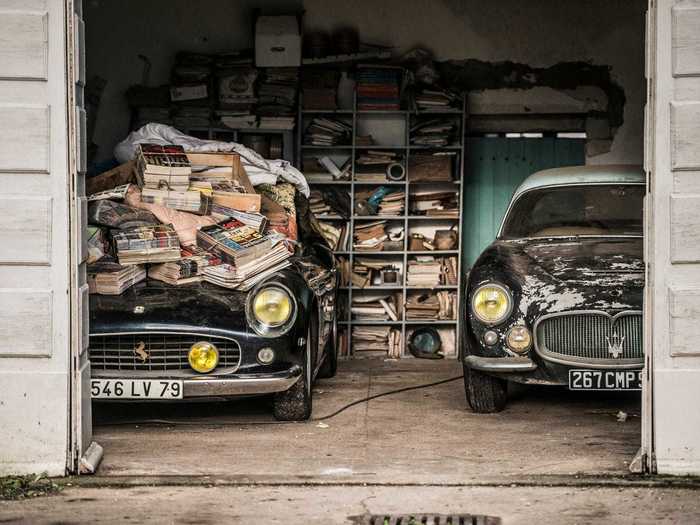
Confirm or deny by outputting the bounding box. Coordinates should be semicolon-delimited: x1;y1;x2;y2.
91;379;183;399
568;370;642;391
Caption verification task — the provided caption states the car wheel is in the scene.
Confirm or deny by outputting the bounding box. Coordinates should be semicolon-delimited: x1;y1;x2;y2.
318;311;338;379
463;364;508;413
273;325;313;421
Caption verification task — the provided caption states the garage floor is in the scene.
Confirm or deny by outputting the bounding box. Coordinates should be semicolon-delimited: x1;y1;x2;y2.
93;358;641;482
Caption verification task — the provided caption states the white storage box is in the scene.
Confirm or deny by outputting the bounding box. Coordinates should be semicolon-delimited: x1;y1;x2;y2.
255;16;301;67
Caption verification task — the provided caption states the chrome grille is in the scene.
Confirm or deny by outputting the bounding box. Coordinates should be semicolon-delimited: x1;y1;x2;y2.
89;332;241;373
534;311;643;366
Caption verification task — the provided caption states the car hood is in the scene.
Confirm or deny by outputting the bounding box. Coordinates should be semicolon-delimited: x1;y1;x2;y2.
472;237;644;321
89;279;251;336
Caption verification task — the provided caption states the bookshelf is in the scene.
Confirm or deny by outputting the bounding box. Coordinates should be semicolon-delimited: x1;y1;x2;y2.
298;92;466;359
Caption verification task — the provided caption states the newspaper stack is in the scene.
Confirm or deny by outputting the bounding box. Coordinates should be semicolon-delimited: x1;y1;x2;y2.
405;291;456;320
202;242;292;291
88;264;146;295
303;117;352;146
413;88;458;110
113;224;181;265
351;294;400;321
149;247;222;285
352;326;401;358
410;191;459;218
136;144;192;191
406;257;442;287
141;188;209;214
196;220;274;267
410;119;456;147
88;184;131;202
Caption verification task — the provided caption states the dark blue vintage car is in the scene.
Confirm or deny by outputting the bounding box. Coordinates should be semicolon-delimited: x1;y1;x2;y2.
462;165;645;412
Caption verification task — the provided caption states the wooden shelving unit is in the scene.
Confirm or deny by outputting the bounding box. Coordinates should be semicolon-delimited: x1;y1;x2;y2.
298;93;466;359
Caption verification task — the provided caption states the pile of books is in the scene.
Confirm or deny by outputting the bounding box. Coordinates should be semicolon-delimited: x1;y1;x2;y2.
406;257;443;287
355;151;403;182
113;225;181;265
357;65;402;110
351;258;400;289
409;191;459;217
202;242;292;291
413;88;458;111
257;68;299;117
148;247;221;285
141;187;209;214
351;294;401;321
309;190;335;217
173;106;211;128
410;119;456;147
196;219;273;267
136;144;192;191
378;190;405;216
352;326;401;358
303;117;352;146
405;291;457;320
353;220;387;251
88;264;147;295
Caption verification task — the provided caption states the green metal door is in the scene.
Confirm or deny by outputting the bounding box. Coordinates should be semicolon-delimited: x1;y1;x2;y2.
463;137;585;267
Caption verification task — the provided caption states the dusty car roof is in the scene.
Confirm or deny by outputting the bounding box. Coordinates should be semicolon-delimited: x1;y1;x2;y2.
512;165;645;201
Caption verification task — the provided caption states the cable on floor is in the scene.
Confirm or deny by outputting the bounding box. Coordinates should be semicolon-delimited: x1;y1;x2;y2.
94;375;464;428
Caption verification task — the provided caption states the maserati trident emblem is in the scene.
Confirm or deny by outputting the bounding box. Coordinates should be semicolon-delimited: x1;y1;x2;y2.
134;341;149;362
606;332;625;359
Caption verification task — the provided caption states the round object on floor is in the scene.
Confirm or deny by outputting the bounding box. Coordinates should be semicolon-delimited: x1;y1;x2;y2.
408;327;444;359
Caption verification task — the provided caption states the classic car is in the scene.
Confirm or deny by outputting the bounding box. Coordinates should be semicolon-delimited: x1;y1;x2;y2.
462;165;645;412
89;202;338;421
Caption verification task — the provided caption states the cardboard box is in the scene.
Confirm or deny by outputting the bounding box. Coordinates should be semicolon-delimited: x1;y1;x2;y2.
87;161;136;195
255;16;301;67
186;152;261;212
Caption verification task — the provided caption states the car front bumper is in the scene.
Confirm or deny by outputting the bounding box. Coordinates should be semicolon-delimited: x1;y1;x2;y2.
92;366;303;399
464;355;538;373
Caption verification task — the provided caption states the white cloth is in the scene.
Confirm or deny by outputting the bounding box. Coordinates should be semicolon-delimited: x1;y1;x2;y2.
114;123;309;196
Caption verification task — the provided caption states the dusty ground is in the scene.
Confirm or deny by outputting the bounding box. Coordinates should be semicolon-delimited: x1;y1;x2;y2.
92;358;641;481
4;358;680;524
2;484;700;524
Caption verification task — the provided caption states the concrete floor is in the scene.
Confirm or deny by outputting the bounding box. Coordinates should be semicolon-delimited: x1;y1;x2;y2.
3;484;700;524
92;358;642;482
4;359;695;524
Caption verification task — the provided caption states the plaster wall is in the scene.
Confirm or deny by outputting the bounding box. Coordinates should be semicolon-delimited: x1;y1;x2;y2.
86;0;645;164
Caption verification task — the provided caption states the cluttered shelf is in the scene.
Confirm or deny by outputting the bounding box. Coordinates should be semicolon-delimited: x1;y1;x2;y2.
299;72;465;359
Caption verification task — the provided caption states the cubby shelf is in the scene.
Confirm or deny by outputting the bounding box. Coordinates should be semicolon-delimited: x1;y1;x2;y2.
298;92;466;359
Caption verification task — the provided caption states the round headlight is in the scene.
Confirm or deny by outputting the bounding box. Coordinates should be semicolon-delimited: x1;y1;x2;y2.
506;325;532;353
246;284;298;337
472;283;513;325
188;341;219;373
253;287;293;327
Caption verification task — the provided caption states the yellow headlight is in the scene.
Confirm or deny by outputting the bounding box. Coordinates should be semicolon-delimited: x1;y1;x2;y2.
253;287;292;327
188;341;219;373
472;284;512;324
506;325;532;353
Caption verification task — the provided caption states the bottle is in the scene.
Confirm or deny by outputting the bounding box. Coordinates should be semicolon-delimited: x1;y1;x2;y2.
337;71;355;110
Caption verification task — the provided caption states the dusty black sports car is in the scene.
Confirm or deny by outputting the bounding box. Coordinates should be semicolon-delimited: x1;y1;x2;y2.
89;200;338;421
462;165;645;412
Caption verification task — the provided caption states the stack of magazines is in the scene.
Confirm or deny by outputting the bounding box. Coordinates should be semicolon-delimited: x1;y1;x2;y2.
202;242;292;291
88;264;147;295
136;144;192;191
113;224;181;265
141;187;210;214
303;117;352;146
148;247;221;285
196;220;274;267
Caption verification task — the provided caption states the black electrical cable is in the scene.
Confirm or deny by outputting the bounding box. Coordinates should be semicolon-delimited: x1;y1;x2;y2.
95;375;464;428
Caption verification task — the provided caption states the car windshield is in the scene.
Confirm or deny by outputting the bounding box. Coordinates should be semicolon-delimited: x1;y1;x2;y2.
500;184;644;239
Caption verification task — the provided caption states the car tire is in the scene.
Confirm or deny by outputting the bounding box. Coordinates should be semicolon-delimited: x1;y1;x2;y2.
273;325;313;421
318;312;338;379
463;364;508;413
